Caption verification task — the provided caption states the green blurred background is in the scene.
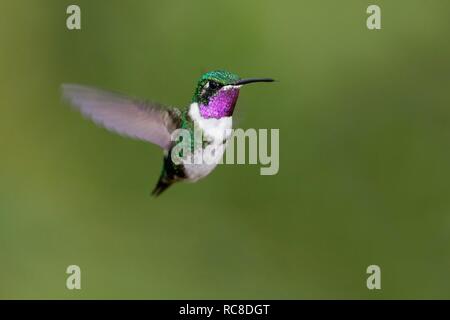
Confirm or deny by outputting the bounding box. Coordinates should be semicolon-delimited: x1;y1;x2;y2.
1;0;450;299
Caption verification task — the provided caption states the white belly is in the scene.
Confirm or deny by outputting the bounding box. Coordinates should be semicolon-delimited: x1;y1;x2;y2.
183;103;233;181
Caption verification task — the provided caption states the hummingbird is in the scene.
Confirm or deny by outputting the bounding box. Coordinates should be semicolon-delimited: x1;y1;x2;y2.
62;70;274;196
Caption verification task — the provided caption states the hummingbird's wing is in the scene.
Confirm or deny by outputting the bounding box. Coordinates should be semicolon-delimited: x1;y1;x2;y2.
62;84;181;150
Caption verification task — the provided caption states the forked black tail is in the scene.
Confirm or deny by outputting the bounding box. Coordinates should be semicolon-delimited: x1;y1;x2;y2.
151;178;172;197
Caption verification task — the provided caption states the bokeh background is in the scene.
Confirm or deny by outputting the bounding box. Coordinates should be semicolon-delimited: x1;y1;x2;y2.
1;0;450;299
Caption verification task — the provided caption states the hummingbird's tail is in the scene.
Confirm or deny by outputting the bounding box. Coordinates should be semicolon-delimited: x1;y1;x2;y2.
151;177;172;197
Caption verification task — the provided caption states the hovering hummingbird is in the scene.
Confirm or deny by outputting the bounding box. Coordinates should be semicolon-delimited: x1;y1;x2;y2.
62;70;274;196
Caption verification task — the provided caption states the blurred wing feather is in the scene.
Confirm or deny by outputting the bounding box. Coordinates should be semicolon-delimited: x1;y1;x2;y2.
62;84;180;150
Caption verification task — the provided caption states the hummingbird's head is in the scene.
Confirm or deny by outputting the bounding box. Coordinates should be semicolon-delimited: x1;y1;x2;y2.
192;70;274;119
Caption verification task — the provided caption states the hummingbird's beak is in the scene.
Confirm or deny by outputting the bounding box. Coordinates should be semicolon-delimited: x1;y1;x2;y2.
234;78;275;86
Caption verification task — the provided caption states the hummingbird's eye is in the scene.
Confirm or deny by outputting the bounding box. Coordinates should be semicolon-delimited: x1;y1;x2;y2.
208;81;220;90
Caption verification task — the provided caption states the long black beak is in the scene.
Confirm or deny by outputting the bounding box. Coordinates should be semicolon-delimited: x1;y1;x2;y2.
234;78;275;85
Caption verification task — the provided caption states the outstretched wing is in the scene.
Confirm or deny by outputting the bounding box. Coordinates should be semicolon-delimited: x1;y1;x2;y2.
62;84;181;150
